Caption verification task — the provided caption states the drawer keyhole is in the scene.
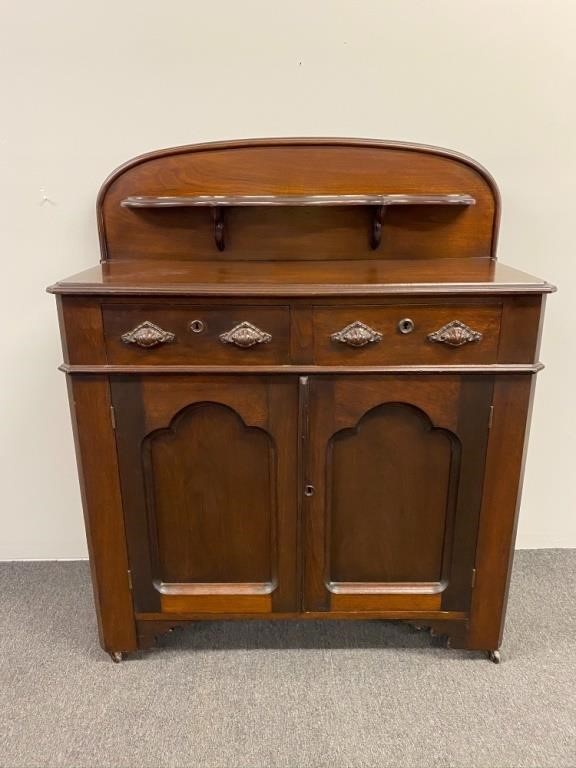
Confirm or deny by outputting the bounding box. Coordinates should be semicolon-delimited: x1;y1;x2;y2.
398;318;415;334
189;319;206;333
304;484;315;497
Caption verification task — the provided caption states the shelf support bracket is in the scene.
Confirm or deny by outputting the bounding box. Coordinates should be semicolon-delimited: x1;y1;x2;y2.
370;205;386;250
211;207;225;251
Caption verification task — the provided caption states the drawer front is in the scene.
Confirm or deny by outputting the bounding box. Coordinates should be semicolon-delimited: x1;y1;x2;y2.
103;305;290;364
312;304;502;365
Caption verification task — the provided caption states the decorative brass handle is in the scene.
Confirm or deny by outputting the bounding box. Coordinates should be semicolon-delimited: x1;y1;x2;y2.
121;321;175;348
428;320;483;347
219;321;272;348
331;321;382;348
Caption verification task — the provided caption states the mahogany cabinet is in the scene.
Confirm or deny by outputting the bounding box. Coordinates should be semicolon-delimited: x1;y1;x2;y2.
49;138;554;662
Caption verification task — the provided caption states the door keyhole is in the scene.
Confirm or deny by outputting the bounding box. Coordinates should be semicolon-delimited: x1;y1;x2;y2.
398;318;415;334
189;319;206;333
304;484;315;497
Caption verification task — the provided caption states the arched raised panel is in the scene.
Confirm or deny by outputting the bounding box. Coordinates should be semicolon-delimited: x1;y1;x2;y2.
329;377;461;435
143;402;275;586
328;403;460;584
112;375;298;614
302;375;482;613
140;378;271;433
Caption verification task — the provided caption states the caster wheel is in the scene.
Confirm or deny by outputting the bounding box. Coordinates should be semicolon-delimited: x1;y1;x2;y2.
110;651;123;663
488;650;501;664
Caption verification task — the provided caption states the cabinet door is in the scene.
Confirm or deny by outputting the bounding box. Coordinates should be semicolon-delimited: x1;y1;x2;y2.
111;376;298;615
302;375;493;614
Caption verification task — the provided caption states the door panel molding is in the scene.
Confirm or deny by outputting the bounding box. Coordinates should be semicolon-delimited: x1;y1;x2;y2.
303;375;492;614
140;377;272;433
327;402;459;585
327;580;448;594
142;401;276;588
154;580;277;595
112;375;299;614
326;377;461;434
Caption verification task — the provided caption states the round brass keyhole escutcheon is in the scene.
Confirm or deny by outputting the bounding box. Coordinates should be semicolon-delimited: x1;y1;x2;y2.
304;485;315;497
189;319;206;333
398;318;415;334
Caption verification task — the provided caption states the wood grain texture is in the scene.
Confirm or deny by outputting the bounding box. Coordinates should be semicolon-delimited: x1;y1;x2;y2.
97;139;500;262
112;376;299;616
329;403;453;582
498;295;545;363
48;258;555;297
441;376;493;611
160;594;272;614
136;610;467;622
103;304;290;364
50;139;552;657
147;403;274;584
57;297;106;364
66;375;137;654
466;375;536;650
60;363;545;375
303;375;493;616
313;303;501;364
330;594;442;612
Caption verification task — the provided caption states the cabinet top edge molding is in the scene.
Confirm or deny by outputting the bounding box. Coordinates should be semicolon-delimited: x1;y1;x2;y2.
47;258;555;297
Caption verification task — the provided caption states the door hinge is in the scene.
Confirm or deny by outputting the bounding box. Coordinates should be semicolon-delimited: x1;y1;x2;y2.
299;376;309;442
488;405;494;430
127;570;133;591
110;405;116;430
471;568;477;588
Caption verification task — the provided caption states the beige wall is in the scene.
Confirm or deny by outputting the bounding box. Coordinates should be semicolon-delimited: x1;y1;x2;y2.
1;0;574;558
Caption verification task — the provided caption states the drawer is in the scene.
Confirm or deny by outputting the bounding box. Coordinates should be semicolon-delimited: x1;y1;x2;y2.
312;304;502;365
103;305;290;364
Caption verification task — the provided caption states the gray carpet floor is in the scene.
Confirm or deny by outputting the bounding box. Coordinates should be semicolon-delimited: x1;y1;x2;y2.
0;551;575;768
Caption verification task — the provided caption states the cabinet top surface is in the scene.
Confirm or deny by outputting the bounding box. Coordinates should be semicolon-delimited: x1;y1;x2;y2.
48;257;554;297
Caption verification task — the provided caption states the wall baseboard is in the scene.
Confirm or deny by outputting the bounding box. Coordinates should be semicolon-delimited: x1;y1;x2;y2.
0;558;90;563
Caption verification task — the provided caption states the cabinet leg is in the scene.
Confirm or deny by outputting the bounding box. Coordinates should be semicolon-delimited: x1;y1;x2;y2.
109;651;124;663
487;650;501;664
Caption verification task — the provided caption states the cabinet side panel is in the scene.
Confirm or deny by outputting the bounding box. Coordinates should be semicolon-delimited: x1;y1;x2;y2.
467;375;535;650
67;375;137;653
498;296;545;363
58;297;106;364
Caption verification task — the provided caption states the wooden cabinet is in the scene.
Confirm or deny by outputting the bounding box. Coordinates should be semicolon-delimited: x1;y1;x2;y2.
49;138;554;662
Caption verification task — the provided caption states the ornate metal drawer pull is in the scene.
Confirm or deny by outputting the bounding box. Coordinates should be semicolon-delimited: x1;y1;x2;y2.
427;320;483;347
219;321;272;348
331;321;382;348
121;321;175;348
